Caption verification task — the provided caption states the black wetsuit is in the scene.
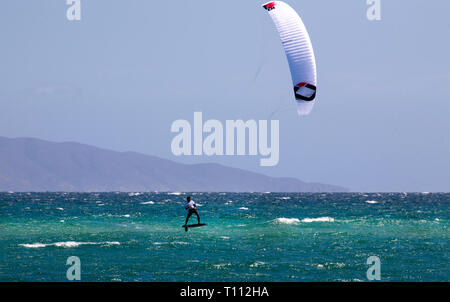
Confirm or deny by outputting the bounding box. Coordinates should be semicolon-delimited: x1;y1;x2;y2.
185;208;200;225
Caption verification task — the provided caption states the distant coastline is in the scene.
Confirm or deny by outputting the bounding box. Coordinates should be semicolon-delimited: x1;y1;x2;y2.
0;136;348;193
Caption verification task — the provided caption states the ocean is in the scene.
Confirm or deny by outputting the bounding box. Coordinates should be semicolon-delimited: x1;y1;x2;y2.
0;192;448;282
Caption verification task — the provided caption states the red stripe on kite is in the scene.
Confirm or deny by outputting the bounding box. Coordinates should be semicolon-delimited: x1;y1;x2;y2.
263;2;276;9
295;82;307;87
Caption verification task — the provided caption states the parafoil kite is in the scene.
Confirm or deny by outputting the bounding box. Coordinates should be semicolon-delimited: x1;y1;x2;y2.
262;1;317;116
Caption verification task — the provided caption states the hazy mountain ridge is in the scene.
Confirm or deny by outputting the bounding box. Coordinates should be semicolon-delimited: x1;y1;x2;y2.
0;137;347;192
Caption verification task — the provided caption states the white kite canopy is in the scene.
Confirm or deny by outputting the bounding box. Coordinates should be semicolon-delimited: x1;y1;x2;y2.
262;1;317;116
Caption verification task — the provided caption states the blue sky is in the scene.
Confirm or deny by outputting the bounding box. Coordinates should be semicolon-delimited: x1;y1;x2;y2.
0;0;449;191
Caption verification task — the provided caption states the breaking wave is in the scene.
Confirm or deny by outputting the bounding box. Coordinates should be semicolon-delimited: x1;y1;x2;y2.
19;241;120;248
301;217;335;223
275;218;300;224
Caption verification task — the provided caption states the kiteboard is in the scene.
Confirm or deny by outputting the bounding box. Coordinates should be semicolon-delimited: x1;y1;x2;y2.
182;223;206;232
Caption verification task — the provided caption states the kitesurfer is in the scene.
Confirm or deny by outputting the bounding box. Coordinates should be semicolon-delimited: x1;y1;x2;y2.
184;196;200;225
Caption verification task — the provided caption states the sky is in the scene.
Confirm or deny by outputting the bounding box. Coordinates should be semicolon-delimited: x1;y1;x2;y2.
0;0;449;192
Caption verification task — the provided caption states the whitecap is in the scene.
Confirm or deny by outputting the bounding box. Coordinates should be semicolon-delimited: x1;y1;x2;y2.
213;263;230;269
54;241;120;248
140;201;155;205
326;262;346;268
250;261;266;267
19;243;48;248
19;241;120;248
172;241;189;245
54;241;87;248
301;217;335;223
56;207;64;211
365;200;378;204
168;192;183;195
275;218;300;224
103;241;120;246
128;192;142;196
239;207;249;210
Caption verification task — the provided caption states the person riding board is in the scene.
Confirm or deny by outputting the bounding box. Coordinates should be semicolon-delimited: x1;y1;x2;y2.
184;196;200;226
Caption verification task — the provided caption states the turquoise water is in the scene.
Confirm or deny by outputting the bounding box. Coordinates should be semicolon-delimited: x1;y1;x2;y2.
0;192;448;281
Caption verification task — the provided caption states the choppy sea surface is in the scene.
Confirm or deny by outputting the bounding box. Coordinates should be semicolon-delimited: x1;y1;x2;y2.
0;192;448;282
